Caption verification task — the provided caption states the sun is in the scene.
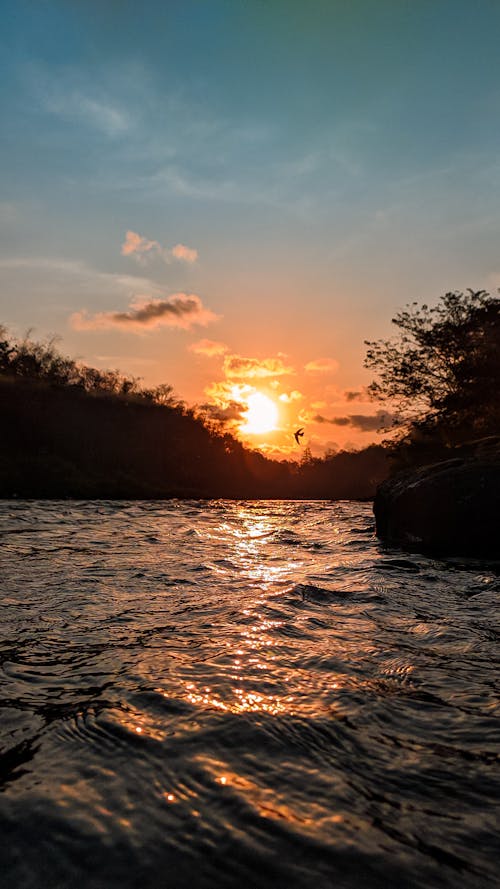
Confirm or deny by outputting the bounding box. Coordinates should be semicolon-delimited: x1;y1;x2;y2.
240;392;279;435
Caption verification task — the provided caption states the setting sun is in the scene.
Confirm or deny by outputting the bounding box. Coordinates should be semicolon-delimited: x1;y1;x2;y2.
240;392;279;435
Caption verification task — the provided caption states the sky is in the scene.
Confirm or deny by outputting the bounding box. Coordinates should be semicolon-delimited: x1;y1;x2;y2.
1;0;500;457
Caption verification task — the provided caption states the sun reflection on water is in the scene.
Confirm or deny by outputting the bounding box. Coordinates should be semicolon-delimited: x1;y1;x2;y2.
136;503;392;724
213;507;306;587
183;681;289;715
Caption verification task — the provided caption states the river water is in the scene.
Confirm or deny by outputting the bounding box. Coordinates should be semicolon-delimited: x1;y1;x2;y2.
0;500;498;888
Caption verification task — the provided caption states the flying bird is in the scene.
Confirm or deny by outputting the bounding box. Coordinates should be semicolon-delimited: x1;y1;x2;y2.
294;427;304;445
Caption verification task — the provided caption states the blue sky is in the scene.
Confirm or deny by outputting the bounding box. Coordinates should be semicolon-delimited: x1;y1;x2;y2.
1;0;500;454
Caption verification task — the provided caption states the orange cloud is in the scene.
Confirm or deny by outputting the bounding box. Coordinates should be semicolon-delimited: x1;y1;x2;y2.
71;293;218;332
223;354;294;379
188;338;229;357
201;380;255;427
304;357;339;374
171;243;198;263
278;390;302;403
121;231;198;264
121;230;159;257
204;380;251;404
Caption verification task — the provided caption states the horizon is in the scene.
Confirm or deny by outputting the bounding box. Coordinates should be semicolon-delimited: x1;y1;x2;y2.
1;0;500;456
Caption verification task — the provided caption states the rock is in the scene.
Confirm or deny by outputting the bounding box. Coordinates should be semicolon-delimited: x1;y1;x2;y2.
374;455;500;557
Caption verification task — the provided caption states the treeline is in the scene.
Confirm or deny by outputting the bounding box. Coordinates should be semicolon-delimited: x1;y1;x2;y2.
0;328;388;500
365;289;500;472
0;326;180;406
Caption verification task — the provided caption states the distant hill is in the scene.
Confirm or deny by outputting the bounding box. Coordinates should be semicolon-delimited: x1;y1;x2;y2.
0;330;389;499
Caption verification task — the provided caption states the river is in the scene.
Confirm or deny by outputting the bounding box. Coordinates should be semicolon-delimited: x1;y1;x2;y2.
0;500;498;888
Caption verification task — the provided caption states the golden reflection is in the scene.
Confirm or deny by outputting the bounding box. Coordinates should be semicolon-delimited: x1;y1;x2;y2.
198;757;341;830
172;505;379;721
178;525;298;712
170;522;300;713
211;507;305;588
108;707;168;742
183;682;289;715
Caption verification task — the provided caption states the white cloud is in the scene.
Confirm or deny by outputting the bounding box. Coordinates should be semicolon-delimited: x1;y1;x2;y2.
0;255;162;303
77;96;129;135
43;84;130;136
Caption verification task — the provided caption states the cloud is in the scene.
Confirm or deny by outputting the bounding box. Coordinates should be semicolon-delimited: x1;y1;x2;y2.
71;293;218;332
198;400;246;423
312;410;397;431
188;338;229;357
344;388;369;402
0;257;172;320
121;231;198;264
304;357;340;374
204;380;250;404
201;380;256;427
223;354;294;379
43;86;130;136
278;390;303;403
314;414;350;427
121;230;159;258
171;243;198;263
77;96;129;135
153;165;260;205
149;158;320;216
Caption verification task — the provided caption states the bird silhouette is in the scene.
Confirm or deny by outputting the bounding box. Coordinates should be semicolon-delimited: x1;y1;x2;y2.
294;427;304;445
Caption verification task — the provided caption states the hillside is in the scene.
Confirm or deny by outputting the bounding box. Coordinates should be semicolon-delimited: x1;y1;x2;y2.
0;332;389;499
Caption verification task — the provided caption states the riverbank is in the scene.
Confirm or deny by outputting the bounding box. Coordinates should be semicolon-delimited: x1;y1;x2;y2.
0;375;389;500
374;437;500;558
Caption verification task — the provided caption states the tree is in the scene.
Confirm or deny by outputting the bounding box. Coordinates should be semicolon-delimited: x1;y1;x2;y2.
364;289;500;442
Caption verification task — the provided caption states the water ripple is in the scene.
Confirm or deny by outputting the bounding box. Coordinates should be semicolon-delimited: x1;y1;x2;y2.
0;499;499;889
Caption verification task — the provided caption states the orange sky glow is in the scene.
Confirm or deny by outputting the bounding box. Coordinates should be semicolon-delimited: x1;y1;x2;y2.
3;2;498;460
67;231;392;460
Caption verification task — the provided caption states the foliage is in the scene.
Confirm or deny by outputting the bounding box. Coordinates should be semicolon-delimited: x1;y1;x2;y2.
0;327;181;408
0;325;389;499
364;289;500;442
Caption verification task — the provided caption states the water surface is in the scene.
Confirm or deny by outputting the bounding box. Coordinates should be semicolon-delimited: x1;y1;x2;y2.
1;500;499;888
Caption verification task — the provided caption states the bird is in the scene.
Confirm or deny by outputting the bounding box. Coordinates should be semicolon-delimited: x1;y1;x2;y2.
294;427;304;445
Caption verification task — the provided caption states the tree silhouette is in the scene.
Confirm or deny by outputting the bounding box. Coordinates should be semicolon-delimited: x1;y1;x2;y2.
0;325;389;499
364;289;500;442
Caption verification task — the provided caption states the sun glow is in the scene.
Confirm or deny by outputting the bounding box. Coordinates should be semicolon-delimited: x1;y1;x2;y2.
240;392;279;435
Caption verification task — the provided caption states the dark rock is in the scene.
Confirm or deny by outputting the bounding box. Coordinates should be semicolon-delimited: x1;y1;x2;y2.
374;453;500;557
